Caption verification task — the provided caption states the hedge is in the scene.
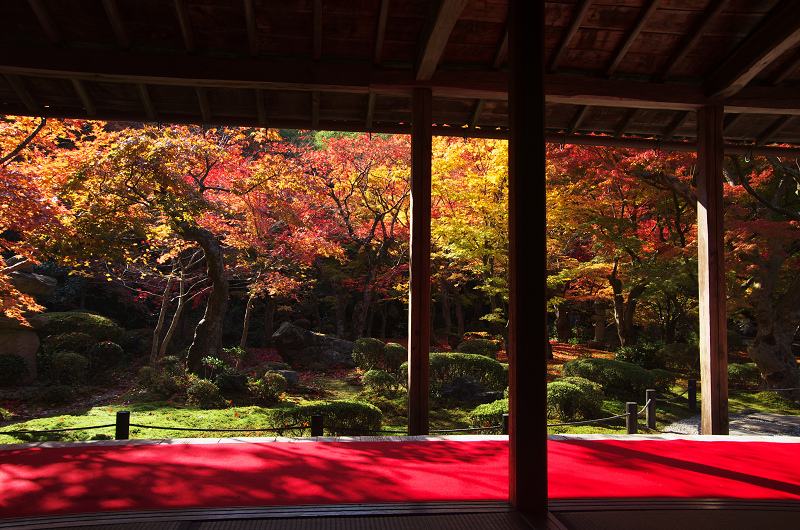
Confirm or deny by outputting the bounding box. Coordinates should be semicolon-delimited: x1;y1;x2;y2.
467;398;508;429
268;401;382;436
401;352;507;391
40;312;125;343
562;357;674;398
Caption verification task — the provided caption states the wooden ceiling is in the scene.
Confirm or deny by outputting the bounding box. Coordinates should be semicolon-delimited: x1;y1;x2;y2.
2;0;800;150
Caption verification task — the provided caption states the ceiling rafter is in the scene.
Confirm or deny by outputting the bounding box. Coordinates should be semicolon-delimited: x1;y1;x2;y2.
660;0;727;82
722;113;745;136
415;0;470;81
606;0;662;77
365;92;376;129
196;86;210;122
468;99;486;129
706;0;800;100
173;0;196;54
313;0;323;61
70;78;96;117
3;74;39;114
101;0;130;50
615;108;641;137
492;29;509;70
548;0;593;73
312;90;320;127
662;110;691;141
567;105;590;136
136;83;157;122
770;48;800;86
755;115;795;147
255;89;266;127
26;0;60;44
244;0;259;58
374;0;390;66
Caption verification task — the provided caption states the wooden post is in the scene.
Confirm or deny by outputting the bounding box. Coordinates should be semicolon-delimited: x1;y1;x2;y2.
626;402;638;434
508;0;548;521
646;389;656;429
697;105;729;435
407;87;432;436
688;379;697;413
115;411;130;440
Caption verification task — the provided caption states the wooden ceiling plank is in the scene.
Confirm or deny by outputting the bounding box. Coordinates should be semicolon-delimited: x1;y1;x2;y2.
244;0;259;58
374;0;390;66
661;0;728;82
70;78;96;117
707;0;800;100
722;113;745;135
567;105;591;136
173;0;196;54
313;0;323;61
365;92;376;129
770;48;800;85
196;86;211;122
606;0;662;77
312;90;320;128
136;83;157;122
26;0;60;45
662;110;691;141
755;114;795;146
100;0;130;50
255;88;266;127
615;108;641;137
416;0;470;81
468;99;486;129
492;28;508;70
548;0;593;73
3;74;39;114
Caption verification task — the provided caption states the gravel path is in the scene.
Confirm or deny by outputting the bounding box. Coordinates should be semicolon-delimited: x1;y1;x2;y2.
663;411;800;437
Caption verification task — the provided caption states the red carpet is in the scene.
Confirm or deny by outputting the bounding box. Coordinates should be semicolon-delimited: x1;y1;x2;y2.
3;438;800;519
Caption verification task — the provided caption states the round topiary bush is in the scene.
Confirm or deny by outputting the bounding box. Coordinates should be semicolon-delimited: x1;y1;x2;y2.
660;343;700;372
157;355;185;377
187;379;227;408
467;398;508;429
37;384;77;405
429;352;506;391
383;343;407;375
0;353;30;387
362;369;399;392
547;379;603;421
615;342;665;370
40;312;125;343
556;376;604;416
562;357;654;398
250;373;288;403
455;338;502;359
352;338;387;372
215;368;249;393
269;401;382;436
49;351;89;385
87;341;127;374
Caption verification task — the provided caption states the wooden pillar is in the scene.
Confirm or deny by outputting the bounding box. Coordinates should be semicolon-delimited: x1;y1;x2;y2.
508;0;548;521
408;87;432;436
696;105;729;435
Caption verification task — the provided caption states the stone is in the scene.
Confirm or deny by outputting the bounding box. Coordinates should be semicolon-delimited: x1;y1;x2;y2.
268;370;300;386
272;322;355;367
7;272;57;296
439;376;503;404
0;329;39;384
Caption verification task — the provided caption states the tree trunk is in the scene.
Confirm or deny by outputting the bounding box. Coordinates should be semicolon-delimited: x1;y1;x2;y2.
261;294;276;347
441;279;452;336
378;303;388;339
240;292;256;349
555;303;571;342
181;224;229;374
150;274;174;366
608;260;647;347
451;283;465;337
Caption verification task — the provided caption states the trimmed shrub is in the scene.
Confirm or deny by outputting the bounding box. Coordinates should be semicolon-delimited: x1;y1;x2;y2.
467;398;508;429
429;352;507;391
250;373;288;403
649;368;677;392
352;338;388;372
660;343;700;372
87;341;127;374
157;355;185;377
615;342;665;370
215;368;250;393
41;332;94;356
547;380;599;421
49;351;89;385
145;373;181;399
137;366;157;387
37;385;77;405
755;391;800;410
455;338;502;359
728;363;761;389
556;376;603;416
0;353;30;387
383;343;407;375
187;379;226;408
40;312;125;343
563;357;654;398
269;401;382;436
120;329;153;358
362;369;400;393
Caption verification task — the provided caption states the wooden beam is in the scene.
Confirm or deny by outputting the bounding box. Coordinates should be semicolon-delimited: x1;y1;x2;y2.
706;0;800;100
196;86;211;122
661;0;727;82
567;105;590;136
101;0;130;50
173;0;196;54
770;49;800;86
755;115;795;147
3;74;39;114
548;0;593;73
606;0;662;77
696;105;728;436
492;28;509;70
374;0;390;66
662;110;691;141
311;90;320;128
508;0;547;522
615;108;640;137
136;83;158;122
255;88;266;127
467;99;485;129
407;87;432;437
365;92;376;129
415;0;469;81
70;78;96;117
313;0;323;61
722;113;745;136
26;0;60;44
244;0;259;58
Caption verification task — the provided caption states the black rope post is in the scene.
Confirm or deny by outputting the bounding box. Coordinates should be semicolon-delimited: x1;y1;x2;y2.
502;414;509;435
115;411;130;440
626;402;638;435
311;414;323;437
646;389;656;429
688;379;697;413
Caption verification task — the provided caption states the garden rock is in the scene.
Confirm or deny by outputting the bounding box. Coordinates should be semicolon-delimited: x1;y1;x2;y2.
269;369;300;386
272;322;355;367
439;376;503;404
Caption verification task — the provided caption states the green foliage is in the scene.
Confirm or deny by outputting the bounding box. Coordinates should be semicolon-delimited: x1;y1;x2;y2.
429;352;507;391
648;369;677;392
215;368;250;393
615;341;665;369
547;380;602;421
383;343;407;375
754;391;800;410
137;366;157;387
249;373;288;403
49;351;89;385
41;312;125;343
41;332;94;356
361;369;400;393
120;329;153;358
0;354;30;387
157;355;185;377
467;398;508;428
353;338;388;372
562;357;665;398
660;343;700;372
187;379;226;409
201;356;225;379
37;385;77;405
87;341;127;374
269;401;382;436
455;338;501;359
144;373;181;400
728;363;762;389
223;346;252;368
556;376;604;416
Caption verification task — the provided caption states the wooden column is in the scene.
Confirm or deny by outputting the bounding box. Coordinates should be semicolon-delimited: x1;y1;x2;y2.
508;0;548;521
696;105;729;435
408;87;432;436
